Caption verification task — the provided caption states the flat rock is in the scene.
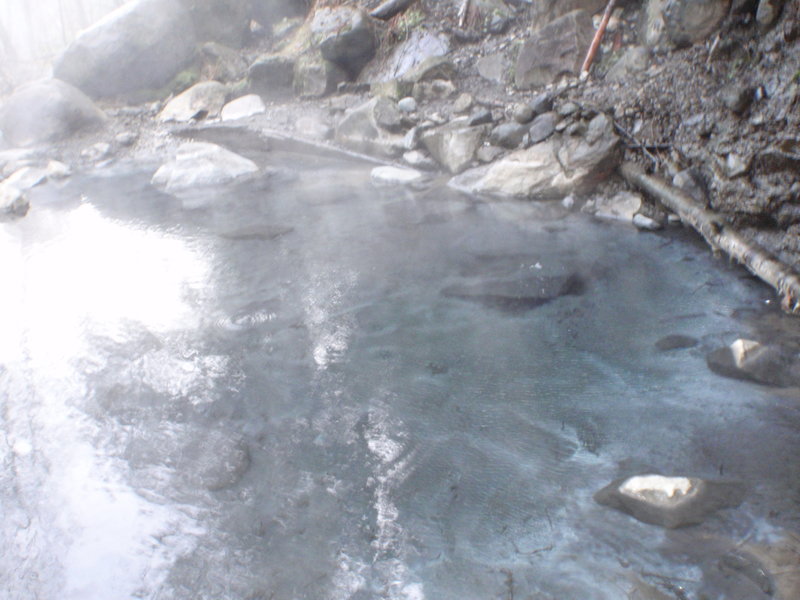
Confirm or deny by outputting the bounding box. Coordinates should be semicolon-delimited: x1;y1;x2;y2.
370;166;424;186
221;94;267;121
151;141;259;196
53;0;197;99
376;30;450;81
595;474;745;528
0;79;106;147
707;338;800;387
159;81;227;122
593;191;642;224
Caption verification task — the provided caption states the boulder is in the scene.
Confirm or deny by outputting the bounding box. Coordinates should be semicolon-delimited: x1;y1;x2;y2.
707;339;800;387
53;0;197;99
663;0;731;47
528;112;558;144
515;10;594;89
294;53;348;98
158;81;227;122
489;122;528;149
201;42;248;82
184;0;250;48
530;0;608;26
335;97;405;158
370;166;424;187
0;79;106;147
476;53;509;84
248;55;295;99
151;141;259;196
451;113;619;199
221;94;267;121
595;474;745;528
374;29;450;81
592;191;643;224
421;121;489;174
402;56;457;83
605;46;651;82
312;7;377;78
757;0;786;28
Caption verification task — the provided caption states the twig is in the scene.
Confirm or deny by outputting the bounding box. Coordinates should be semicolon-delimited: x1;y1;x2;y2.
612;121;660;167
370;0;417;20
621;162;800;314
581;0;617;75
458;0;471;28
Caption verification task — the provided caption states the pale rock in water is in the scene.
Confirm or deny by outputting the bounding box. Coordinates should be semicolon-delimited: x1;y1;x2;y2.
593;191;643;224
221;94;267;121
370;166;424;186
159;81;227;122
707;338;800;387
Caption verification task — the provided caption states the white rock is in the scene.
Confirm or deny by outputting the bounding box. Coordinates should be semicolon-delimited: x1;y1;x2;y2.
594;191;642;223
5;166;48;191
151;142;259;196
370;166;424;186
221;94;267;121
633;213;662;230
620;475;695;503
158;81;227;122
398;96;417;113
0;183;29;219
403;150;438;171
46;160;72;179
730;338;762;368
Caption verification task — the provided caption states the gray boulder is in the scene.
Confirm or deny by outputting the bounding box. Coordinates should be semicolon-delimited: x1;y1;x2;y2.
151;142;259;197
515;10;594;89
0;79;106;147
663;0;731;47
421;121;489;174
595;474;745;528
528;111;558;144
158;81;227;122
489;122;528;149
54;0;197;99
374;29;450;81
249;55;295;99
450;113;619;199
313;6;377;78
707;338;800;387
294;52;348;98
335;97;405;158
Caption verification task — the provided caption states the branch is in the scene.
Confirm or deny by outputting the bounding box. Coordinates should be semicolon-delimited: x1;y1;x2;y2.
581;0;617;75
370;0;418;20
621;162;800;314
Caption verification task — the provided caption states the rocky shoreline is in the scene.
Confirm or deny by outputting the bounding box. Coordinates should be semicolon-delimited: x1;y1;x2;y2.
0;0;798;297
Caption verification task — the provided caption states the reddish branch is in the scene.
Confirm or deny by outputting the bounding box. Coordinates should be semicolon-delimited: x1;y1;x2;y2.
581;0;618;75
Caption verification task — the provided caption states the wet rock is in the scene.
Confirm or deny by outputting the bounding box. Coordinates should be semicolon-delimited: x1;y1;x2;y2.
528;112;557;144
663;0;731;47
370;165;424;186
151;141;259;196
595;474;745;528
201;42;248;83
757;0;786;28
221;94;267;121
593;191;643;224
489;122;528;149
720;552;775;595
557;101;580;117
186;0;251;48
335;97;405;158
294;53;348;98
633;213;663;230
0;79;106;147
0;184;29;220
313;7;377;78
476;53;509;84
158;81;227;122
515;10;594;89
605;46;651;82
453;93;475;115
421;121;489;174
655;334;699;351
53;0;197;99
442;272;585;314
248;54;295;99
512;103;535;124
707;338;800;387
732;534;800;600
398;97;417;113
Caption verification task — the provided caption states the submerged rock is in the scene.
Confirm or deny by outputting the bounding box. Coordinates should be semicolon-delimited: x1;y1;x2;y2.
158;81;227;122
655;334;699;351
0;79;106;147
151;141;259;196
370;165;424;186
595;474;745;528
53;0;197;99
707;338;800;387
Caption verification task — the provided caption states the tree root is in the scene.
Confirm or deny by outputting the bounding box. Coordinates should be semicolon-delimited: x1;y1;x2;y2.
370;0;418;20
621;162;800;314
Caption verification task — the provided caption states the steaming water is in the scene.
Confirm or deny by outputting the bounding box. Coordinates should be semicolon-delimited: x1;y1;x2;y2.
1;148;799;600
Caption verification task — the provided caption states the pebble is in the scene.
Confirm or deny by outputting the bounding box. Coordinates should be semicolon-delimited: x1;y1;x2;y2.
398;97;417;113
529;92;553;115
370;166;424;186
467;109;494;126
511;103;534;124
633;213;663;231
452;93;475;114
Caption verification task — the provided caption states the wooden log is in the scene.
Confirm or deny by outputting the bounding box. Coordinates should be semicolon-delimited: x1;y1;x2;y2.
370;0;418;20
621;161;800;314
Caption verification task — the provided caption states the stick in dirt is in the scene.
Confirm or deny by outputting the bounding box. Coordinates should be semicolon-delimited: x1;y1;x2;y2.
370;0;418;20
581;0;618;75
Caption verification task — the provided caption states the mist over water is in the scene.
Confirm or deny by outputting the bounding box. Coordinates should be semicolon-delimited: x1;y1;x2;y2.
1;150;798;600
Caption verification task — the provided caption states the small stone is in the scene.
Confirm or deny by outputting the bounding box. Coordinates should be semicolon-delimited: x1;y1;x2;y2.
489;122;528;149
398;97;417;113
115;131;138;147
528;112;557;144
633;213;663;230
453;93;475;114
529;93;554;115
721;85;755;114
726;153;751;178
370;165;424;186
0;183;29;219
562;195;576;210
594;191;642;223
757;0;785;29
558;101;580;117
468;109;494;127
46;160;71;179
511;103;535;124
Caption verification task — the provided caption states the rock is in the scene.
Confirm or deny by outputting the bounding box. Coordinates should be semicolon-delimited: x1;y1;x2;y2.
413;79;457;102
403;150;438;170
655;334;699;351
530;0;607;25
558;101;580;117
476;145;506;163
185;0;251;48
450;112;620;199
489;122;529;149
294;53;349;98
606;46;651;82
512;103;535;124
371;78;415;100
476;53;509;84
295;115;333;140
398;97;417;113
201;42;248;83
453;93;475;114
0;183;29;220
442;272;585;314
726;153;751;177
53;0;197;99
151;141;259;196
529;93;554;115
248;55;295;99
468;109;495;127
421;122;489;174
4;166;49;192
375;30;450;82
707;338;800;387
663;0;731;47
0;79;106;147
158;81;227;122
373;97;405;133
81;142;112;162
721;85;755;114
633;213;663;230
640;0;669;47
221;94;267;121
335;97;405;158
251;0;308;28
528;112;558;144
672;169;708;203
370;166;424;186
46;160;72;179
115;131;138;147
402;56;457;84
313;7;377;78
593;191;643;224
595;474;745;528
757;0;785;28
515;10;594;89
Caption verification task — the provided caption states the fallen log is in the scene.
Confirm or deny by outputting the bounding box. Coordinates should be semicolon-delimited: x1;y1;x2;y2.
621;162;800;314
370;0;418;20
